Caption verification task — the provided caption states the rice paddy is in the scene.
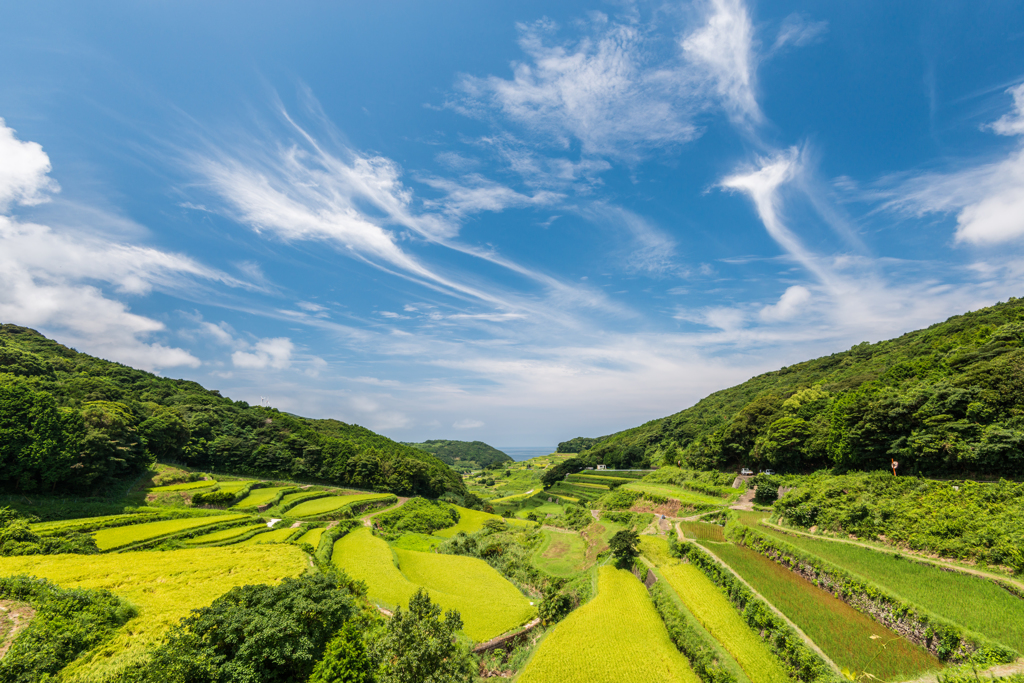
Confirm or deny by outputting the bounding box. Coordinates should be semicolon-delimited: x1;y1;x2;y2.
432;505;531;538
709;542;941;680
287;493;393;518
489;490;536;503
296;526;326;547
0;545;306;682
759;529;1024;654
518;566;700;683
236;526;299;545
660;562;792;683
531;528;588;576
231;486;295;508
184;523;266;545
390;532;444;552
331;527;534;641
91;514;249;551
145;480;216;492
679;522;727;542
621;482;728;507
30;512;159;532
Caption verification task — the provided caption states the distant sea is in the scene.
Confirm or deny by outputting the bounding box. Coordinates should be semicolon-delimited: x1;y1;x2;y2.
497;446;557;461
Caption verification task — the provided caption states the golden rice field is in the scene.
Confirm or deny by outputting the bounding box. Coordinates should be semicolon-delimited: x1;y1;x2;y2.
287;493;393;518
296;526;326;547
331;527;534;641
432;505;532;538
639;535;678;567
518;566;700;683
184;523;266;545
145;480;216;492
92;514;249;551
660;562;791;683
237;526;298;545
0;545;306;682
31;512;158;532
231;486;294;508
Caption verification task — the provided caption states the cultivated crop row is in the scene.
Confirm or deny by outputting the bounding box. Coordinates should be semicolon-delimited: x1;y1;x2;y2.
91;514;249;551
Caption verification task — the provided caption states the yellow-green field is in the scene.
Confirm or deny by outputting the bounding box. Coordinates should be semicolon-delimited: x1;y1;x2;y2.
91;514;248;551
145;480;216;492
237;526;298;545
215;480;251;494
31;512;159;532
432;505;531;538
660;562;791;683
622;482;728;507
288;493;393;518
185;523;266;545
518;566;699;683
531;528;588;576
0;545;306;682
231;486;294;508
332;527;534;641
296;526;326;547
489;490;536;503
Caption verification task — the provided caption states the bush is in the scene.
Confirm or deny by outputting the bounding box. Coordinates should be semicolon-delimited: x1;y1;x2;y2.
375;498;459;539
752;474;779;505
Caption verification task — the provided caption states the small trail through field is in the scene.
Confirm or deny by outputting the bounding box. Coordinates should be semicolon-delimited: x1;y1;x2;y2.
0;600;35;659
362;496;408;527
730;488;756;511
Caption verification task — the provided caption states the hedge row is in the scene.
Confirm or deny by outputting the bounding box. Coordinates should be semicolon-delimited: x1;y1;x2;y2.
673;540;840;683
728;525;1017;664
192;480;267;507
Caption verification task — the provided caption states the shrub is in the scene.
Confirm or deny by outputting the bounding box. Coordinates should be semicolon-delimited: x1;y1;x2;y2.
375;497;459;539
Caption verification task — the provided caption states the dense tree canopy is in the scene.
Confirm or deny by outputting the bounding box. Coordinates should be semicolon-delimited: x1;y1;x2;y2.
402;440;512;469
0;324;464;497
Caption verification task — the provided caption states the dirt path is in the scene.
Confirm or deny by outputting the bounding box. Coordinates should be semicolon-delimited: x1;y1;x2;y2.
730;488;756;511
0;600;35;659
362;496;409;527
760;520;1024;594
901;658;1024;683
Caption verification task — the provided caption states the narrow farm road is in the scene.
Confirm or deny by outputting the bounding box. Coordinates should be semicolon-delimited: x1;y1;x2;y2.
730;488;756;511
361;496;409;527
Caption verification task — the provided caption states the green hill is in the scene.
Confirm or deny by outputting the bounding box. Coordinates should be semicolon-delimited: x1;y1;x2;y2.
402;440;512;470
572;298;1024;476
0;324;464;498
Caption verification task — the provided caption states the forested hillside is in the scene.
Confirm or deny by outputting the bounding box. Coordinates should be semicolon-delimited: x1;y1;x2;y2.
0;324;464;497
573;298;1024;476
402;439;512;469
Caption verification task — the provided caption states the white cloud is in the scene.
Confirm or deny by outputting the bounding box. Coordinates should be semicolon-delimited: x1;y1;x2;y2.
682;0;763;128
772;13;828;52
232;337;294;370
419;173;561;218
0;117;59;211
453;418;485;430
759;285;811;321
990;83;1024;136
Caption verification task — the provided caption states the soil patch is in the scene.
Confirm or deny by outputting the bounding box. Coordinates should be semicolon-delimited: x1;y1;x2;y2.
0;600;35;660
631;499;683;516
542;538;570;559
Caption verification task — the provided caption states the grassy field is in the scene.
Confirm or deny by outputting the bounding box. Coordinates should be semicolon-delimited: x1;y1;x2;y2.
145;480;216;492
332;527;534;641
622;482;729;507
31;512;159;532
517;502;564;519
215;481;251;494
231;486;294;508
679;522;726;542
92;514;248;550
660;562;792;683
287;493;392;518
531;528;588;576
709;542;941;680
432;505;531;538
490;490;537;504
237;526;298;545
759;528;1024;653
296;526;326;547
185;523;266;545
0;545;306;682
518;566;700;683
390;532;444;552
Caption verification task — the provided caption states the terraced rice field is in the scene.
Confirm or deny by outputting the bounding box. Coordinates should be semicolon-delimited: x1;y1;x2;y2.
214;481;250;494
679;522;726;542
92;514;249;551
489;490;536;503
639;535;678;566
517;502;563;519
531;528;588;576
287;493;393;518
332;527;534;641
621;482;727;507
145;480;216;492
296;526;326;548
518;566;699;683
237;526;298;545
759;528;1024;653
31;512;159;532
278;491;324;508
185;523;266;545
709;542;941;680
231;486;294;509
570;474;634;485
432;505;531;538
660;562;791;683
0;545;306;682
390;533;444;552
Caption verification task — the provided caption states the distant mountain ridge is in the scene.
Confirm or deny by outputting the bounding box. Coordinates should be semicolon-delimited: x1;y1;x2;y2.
402;439;512;469
0;324;464;497
567;298;1024;476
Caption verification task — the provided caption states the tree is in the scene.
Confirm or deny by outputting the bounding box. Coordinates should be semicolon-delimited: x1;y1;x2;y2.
369;588;474;683
753;474;779;505
609;529;640;564
309;622;373;683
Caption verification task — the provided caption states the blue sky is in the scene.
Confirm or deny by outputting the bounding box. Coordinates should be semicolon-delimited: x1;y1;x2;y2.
2;1;1024;446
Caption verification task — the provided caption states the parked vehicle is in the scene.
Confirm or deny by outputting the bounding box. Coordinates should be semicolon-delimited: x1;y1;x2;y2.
740;468;753;475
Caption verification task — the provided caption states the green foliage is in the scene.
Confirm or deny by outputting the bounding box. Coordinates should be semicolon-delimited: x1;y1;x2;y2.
0;575;136;683
582;298;1024;475
401;439;512;469
126;571;358;683
308;622;373;683
608;528;640;563
540;457;585;487
556;436;607;453
0;506;98;556
0;324;464;498
752;474;779;505
375;497;459;538
368;588;475;683
649;580;738;683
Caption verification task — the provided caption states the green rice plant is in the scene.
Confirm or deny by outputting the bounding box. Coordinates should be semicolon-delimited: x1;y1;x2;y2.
31;512;161;533
623;482;729;507
332;527;534;641
236;526;299;545
287;493;394;518
681;522;727;542
546;492;580;503
640;535;679;567
531;528;588;576
661;562;792;683
432;505;532;538
709;541;941;680
295;526;326;548
185;524;267;545
757;527;1024;655
389;532;444;552
145;480;216;492
213;480;251;494
91;514;248;551
230;485;296;509
0;544;307;682
490;490;537;504
518;566;700;683
568;474;634;485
